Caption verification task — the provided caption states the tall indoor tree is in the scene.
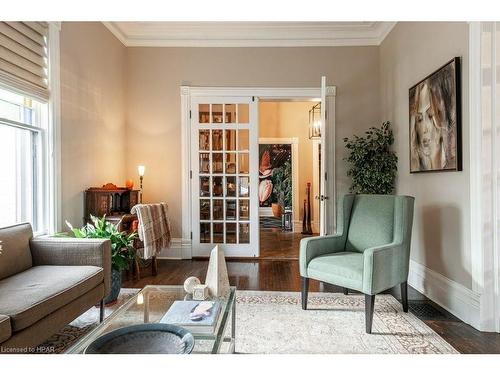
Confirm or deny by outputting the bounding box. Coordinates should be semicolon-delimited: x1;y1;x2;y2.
343;121;397;194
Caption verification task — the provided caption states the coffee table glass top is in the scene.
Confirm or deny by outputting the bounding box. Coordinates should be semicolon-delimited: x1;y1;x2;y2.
66;285;236;354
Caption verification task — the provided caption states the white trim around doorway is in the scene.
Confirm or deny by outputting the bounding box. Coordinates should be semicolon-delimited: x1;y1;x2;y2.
180;85;336;259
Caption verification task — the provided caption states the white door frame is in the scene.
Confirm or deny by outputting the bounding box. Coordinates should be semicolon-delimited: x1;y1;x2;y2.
468;22;500;332
180;86;336;258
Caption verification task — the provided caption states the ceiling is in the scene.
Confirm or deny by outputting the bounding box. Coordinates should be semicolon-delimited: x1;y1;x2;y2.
103;22;396;47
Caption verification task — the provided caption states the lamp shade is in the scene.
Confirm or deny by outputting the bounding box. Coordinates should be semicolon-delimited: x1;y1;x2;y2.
138;165;146;177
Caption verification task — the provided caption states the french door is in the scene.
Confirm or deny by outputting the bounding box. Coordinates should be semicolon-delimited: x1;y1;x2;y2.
319;76;336;236
190;97;259;257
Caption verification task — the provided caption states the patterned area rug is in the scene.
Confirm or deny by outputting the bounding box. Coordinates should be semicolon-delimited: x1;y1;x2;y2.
37;289;140;354
39;289;458;354
235;291;458;354
259;216;283;229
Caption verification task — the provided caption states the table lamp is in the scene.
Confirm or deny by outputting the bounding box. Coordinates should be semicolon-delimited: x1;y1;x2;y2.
138;165;145;203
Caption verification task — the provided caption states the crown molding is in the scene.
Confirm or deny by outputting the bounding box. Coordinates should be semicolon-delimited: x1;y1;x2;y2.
103;22;396;48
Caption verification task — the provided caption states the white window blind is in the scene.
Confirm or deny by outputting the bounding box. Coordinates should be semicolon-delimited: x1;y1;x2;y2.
0;22;49;101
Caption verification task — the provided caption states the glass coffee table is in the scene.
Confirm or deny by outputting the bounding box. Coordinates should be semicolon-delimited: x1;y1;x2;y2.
66;285;236;354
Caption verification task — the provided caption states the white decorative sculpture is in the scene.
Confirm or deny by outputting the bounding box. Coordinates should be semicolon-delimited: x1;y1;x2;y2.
192;284;209;300
183;276;201;294
205;245;230;297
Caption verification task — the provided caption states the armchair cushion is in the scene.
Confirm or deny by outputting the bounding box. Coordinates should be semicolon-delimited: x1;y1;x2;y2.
0;223;33;280
0;265;103;332
307;252;364;291
30;237;111;296
345;195;395;253
0;314;11;343
299;235;346;276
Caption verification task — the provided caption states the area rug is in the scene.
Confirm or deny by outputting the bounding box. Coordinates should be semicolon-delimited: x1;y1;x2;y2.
235;291;458;354
39;289;458;354
36;288;140;354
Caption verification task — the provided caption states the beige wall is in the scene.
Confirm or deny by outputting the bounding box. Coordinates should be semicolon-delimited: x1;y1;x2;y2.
57;23;474;292
60;22;127;227
125;46;381;236
379;22;471;289
259;101;318;223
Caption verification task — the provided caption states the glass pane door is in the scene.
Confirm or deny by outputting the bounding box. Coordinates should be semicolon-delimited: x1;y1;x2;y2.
191;97;258;257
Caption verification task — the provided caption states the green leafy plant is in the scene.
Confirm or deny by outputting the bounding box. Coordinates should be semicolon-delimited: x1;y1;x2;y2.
343;121;397;194
63;215;137;272
273;160;292;208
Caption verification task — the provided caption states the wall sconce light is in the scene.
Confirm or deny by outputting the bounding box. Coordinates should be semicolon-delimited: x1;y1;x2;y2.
138;165;145;203
308;102;321;140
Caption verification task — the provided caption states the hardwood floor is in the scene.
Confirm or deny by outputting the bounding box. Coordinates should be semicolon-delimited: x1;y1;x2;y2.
122;258;500;354
259;228;317;259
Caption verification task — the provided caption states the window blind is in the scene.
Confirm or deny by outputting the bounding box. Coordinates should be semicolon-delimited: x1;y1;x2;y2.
0;22;49;101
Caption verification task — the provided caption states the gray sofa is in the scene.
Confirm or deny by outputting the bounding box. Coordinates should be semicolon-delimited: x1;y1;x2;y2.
0;223;111;350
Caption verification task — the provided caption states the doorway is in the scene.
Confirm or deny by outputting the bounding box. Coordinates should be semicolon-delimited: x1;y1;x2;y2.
182;83;335;259
258;101;321;259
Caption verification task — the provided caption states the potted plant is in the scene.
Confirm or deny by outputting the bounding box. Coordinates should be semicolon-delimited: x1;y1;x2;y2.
343;121;398;194
63;215;137;304
272;160;292;217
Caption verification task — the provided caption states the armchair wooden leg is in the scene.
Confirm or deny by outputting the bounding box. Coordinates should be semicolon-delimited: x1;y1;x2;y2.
152;256;158;276
365;294;375;334
401;281;408;313
301;277;309;310
99;299;104;323
134;257;140;280
343;288;349;295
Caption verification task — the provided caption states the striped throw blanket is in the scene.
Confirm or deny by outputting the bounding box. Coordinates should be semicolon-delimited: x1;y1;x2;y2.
131;203;171;259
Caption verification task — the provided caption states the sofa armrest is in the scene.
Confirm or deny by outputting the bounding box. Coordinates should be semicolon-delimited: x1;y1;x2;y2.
362;243;407;295
299;234;345;277
0;315;11;344
30;237;111;297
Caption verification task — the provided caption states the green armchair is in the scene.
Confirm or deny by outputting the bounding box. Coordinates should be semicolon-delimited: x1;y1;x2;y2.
299;194;414;333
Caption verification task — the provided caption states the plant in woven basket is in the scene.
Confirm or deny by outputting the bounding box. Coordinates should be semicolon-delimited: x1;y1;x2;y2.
343;121;397;194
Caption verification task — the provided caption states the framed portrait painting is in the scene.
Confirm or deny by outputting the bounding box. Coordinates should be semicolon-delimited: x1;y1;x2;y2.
409;57;462;173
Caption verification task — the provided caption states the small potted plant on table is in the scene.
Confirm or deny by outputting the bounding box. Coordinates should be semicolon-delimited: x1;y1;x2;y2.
63;215;137;304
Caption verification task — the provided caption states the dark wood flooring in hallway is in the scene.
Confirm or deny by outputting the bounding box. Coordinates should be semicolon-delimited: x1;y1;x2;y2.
259;228;317;259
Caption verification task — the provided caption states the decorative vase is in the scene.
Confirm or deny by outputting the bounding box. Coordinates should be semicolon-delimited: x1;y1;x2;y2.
104;268;122;304
125;179;134;189
272;203;282;217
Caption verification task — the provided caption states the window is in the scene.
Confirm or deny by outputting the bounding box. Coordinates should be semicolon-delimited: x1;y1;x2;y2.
0;86;49;233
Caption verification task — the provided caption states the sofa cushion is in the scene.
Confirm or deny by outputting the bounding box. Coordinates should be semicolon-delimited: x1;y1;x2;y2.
307;252;364;291
0;223;33;280
0;265;103;332
0;314;11;343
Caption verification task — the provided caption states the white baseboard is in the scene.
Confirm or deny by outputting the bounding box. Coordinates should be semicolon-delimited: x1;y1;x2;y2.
157;238;191;259
408;259;481;329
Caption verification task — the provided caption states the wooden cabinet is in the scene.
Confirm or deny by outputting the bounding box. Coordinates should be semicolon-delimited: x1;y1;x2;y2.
84;185;139;226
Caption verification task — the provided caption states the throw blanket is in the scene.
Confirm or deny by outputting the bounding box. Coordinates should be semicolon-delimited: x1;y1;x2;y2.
131;203;171;259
